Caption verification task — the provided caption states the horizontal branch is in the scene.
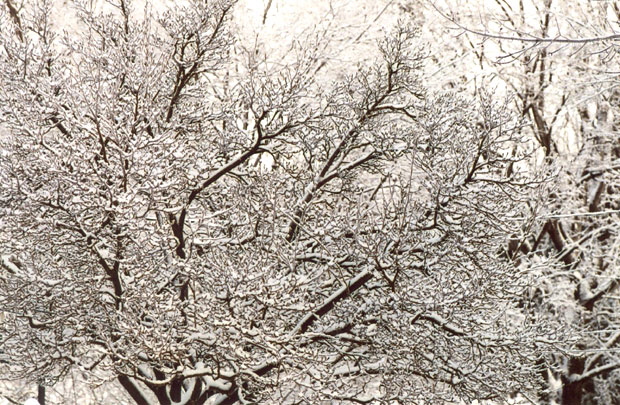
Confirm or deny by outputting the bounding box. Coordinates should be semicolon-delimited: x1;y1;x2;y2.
418;313;466;337
433;3;620;44
545;210;620;219
464;30;620;44
571;361;620;383
126;360;277;389
585;331;620;372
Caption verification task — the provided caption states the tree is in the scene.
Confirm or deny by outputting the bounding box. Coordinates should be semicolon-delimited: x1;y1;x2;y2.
1;0;556;403
424;0;620;403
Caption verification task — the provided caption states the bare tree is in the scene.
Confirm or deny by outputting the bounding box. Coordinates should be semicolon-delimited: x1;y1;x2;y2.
1;0;557;403
425;0;620;403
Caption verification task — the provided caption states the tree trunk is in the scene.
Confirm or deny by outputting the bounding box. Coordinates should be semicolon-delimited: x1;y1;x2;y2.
37;385;45;405
560;356;596;405
561;377;583;405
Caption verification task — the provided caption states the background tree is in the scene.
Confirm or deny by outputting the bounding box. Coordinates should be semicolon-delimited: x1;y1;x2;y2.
421;0;620;403
1;0;557;403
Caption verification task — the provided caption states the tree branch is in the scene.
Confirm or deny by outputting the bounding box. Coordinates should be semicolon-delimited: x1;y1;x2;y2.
290;270;373;336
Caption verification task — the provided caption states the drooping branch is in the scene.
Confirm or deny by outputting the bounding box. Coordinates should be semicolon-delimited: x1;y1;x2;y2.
432;3;620;45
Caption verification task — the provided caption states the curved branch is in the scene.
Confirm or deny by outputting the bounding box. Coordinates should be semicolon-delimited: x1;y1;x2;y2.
432;2;620;44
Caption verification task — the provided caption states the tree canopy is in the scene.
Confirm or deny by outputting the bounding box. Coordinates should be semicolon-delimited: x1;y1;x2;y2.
0;0;568;404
